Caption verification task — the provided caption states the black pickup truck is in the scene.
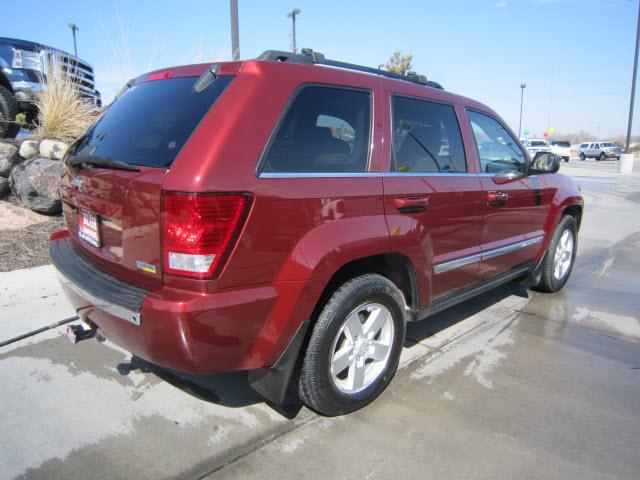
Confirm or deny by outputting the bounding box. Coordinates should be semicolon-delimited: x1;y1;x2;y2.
0;37;101;138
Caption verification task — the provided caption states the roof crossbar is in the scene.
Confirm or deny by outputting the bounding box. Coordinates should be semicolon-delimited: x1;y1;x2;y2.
256;49;444;90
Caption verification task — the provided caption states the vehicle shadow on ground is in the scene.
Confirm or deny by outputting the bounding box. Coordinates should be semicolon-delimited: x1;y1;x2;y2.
116;282;530;419
116;354;305;419
404;282;530;346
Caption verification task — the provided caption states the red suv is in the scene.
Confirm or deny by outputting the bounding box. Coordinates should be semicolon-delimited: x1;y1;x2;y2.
50;50;583;416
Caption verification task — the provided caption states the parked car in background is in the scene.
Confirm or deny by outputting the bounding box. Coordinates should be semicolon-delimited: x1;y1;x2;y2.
522;139;552;159
0;37;101;138
578;142;623;161
551;140;571;162
50;49;584;416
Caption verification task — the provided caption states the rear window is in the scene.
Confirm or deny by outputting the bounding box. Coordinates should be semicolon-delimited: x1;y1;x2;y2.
68;76;233;168
529;141;546;147
554;141;570;147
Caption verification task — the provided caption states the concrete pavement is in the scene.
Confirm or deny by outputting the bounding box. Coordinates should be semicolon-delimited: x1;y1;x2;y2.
1;158;639;479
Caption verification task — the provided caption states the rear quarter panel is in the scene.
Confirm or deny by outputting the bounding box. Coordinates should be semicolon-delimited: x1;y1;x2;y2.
161;61;390;352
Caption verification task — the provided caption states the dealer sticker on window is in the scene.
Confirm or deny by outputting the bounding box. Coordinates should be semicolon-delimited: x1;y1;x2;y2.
78;210;101;247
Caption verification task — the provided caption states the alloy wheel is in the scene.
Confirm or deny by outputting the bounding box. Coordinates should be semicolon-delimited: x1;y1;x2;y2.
553;229;574;280
330;302;394;394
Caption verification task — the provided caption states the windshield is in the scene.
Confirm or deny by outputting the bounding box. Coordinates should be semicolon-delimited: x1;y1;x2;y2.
529;141;546;147
68;76;233;168
601;142;616;147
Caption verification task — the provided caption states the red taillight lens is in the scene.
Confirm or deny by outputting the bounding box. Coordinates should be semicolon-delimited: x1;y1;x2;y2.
162;193;248;278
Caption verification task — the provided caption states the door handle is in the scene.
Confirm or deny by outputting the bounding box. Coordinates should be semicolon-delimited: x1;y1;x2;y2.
487;191;508;206
394;196;428;213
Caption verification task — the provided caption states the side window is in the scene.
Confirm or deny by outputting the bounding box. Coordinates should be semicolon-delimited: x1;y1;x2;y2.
467;110;526;174
262;86;371;173
391;96;467;173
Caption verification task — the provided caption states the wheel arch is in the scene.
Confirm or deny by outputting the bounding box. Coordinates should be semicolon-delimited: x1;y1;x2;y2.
310;253;419;325
562;204;583;230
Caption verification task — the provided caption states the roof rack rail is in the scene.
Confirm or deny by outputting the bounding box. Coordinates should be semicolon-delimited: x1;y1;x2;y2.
256;49;444;90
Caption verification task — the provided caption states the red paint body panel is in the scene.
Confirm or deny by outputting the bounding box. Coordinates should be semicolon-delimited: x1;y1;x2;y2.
53;57;584;375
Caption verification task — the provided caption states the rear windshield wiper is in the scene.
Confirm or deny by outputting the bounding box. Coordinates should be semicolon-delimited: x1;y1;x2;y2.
66;155;140;172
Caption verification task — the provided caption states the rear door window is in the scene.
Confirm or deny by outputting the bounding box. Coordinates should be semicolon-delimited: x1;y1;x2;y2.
391;96;467;173
261;86;371;173
68;76;233;168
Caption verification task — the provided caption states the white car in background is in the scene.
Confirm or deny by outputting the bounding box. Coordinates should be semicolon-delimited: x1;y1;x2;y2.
551;140;571;162
522;139;552;159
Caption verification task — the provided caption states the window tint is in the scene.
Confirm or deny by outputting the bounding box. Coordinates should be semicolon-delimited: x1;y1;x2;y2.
69;76;233;168
262;86;371;173
529;140;546;147
467;110;526;174
391;96;466;173
555;141;570;147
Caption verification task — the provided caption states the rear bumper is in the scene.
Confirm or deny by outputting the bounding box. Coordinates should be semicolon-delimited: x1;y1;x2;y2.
51;234;317;374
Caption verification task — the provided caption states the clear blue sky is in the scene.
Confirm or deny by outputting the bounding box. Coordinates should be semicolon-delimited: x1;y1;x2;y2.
4;0;639;138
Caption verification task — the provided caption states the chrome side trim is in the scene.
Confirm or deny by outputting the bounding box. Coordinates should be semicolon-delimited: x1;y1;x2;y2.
434;235;544;274
58;272;141;326
258;172;527;179
481;236;543;261
259;172;383;178
434;253;483;274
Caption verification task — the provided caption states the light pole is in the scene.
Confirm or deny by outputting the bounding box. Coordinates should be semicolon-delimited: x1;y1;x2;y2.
68;23;79;57
518;83;526;139
625;0;640;153
287;8;301;54
230;0;240;61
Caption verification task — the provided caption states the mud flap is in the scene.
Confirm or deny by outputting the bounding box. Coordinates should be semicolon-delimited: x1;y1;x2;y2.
521;253;546;287
248;320;309;405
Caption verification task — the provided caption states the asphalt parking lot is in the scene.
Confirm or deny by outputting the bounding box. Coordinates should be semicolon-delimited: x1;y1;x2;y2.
1;158;639;480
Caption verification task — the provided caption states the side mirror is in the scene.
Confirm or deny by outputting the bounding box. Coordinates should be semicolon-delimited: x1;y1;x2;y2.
530;152;560;174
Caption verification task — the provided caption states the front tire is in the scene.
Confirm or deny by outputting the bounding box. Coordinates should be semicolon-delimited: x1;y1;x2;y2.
297;274;406;416
535;215;577;293
0;85;20;139
579;152;586;161
599;152;607;161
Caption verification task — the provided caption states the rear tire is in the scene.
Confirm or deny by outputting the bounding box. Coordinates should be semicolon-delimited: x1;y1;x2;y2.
535;215;577;293
296;274;406;416
0;85;20;139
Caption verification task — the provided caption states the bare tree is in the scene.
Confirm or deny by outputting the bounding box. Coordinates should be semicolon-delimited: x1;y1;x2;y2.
385;51;413;75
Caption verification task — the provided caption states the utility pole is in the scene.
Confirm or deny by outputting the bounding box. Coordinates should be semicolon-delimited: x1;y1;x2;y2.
230;0;240;61
68;23;79;57
287;8;301;54
625;0;640;152
518;83;526;139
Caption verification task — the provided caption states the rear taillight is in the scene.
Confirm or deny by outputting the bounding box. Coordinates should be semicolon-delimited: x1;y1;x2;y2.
162;193;249;278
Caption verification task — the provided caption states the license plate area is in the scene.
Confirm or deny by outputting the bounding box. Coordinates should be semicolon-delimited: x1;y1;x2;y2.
78;210;101;247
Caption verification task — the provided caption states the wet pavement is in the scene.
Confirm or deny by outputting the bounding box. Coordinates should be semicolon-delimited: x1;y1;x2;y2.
1;158;639;479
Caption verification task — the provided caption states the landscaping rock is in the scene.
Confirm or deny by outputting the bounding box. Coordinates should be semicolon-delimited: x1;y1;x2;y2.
19;140;39;159
0;141;20;177
0;177;9;198
39;139;69;160
9;157;62;214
